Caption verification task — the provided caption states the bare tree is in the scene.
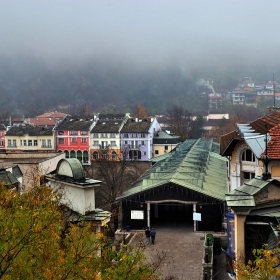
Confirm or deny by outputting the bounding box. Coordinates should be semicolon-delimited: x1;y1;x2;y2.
168;105;193;141
84;151;150;233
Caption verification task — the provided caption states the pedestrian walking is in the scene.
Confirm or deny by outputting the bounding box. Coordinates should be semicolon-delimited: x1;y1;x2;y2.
150;228;156;245
145;227;151;245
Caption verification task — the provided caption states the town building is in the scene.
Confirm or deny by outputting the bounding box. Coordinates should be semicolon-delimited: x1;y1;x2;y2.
46;158;111;228
5;124;55;153
55;116;95;165
220;110;280;191
120;117;161;161
24;111;67;127
226;175;280;265
231;88;246;105
90;113;129;162
0;124;6;152
152;131;180;157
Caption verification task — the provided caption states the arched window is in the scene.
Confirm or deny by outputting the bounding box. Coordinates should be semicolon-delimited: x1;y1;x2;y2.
70;150;76;158
111;151;117;160
241;149;255;162
93;151;99;160
83;151;89;163
64;150;69;158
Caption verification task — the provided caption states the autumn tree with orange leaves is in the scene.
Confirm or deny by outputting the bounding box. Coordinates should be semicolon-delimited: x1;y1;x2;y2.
235;244;280;280
131;104;148;119
0;184;163;280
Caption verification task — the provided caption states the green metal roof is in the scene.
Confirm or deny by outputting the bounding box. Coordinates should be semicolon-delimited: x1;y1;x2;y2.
0;168;19;188
117;138;228;201
154;131;180;139
225;176;278;207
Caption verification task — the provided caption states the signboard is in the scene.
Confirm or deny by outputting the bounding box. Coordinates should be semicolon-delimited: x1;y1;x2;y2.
131;210;144;220
193;212;201;221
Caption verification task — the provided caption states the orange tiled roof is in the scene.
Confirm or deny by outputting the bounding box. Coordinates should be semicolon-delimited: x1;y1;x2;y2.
262;124;280;159
35;111;67;119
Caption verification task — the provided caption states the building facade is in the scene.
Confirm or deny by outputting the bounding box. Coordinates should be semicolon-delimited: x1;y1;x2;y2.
90;113;129;162
55;117;95;165
5;125;55;153
120;118;161;161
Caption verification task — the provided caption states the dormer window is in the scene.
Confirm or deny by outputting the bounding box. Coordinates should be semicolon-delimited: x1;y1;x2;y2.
241;149;255;162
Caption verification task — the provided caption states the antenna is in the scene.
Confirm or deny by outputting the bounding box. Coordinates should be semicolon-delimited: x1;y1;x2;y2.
273;73;276;107
262;121;271;180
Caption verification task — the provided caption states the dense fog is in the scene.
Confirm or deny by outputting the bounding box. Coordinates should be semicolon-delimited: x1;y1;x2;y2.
1;1;280;116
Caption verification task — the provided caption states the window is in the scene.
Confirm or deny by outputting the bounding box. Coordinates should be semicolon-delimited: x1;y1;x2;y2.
81;131;87;135
28;140;32;146
58;138;64;144
93;140;99;146
123;133;128;138
101;133;107;138
111;141;116;146
93;151;99;159
140;133;145;138
34;140;38;146
155;150;159;155
71;138;77;143
81;138;87;143
7;140;11;147
131;141;138;149
70;131;77;135
141;141;145;146
20;140;23;146
0;141;3;146
242;149;255;162
243;172;255;180
102;151;108;159
23;140;26;146
124;141;128;145
110;133;116;138
93;133;99;138
101;141;108;149
111;151;117;160
42;140;46;147
165;145;168;150
129;150;141;160
47;139;51;147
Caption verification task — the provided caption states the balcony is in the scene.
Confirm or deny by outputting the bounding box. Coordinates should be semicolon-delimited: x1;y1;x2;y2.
99;144;110;150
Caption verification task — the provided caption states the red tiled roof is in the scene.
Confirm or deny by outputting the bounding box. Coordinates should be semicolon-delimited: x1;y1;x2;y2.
220;111;280;156
261;124;280;159
35;111;67;119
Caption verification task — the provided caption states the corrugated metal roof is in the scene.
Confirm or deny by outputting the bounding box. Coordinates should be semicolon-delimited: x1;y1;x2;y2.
225;176;278;207
0;168;19;188
117;138;228;201
12;166;23;178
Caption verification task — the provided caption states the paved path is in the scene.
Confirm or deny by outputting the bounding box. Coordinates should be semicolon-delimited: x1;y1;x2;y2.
135;223;205;280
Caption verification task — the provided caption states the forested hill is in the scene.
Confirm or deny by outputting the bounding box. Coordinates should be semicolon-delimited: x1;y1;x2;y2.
0;54;276;117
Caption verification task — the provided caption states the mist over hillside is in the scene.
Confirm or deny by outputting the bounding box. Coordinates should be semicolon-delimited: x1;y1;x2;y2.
1;1;280;116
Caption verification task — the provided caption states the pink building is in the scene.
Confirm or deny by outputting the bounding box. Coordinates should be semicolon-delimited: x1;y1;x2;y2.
55;116;95;165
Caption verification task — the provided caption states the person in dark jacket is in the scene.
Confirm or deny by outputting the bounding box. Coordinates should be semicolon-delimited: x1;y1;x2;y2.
150;228;156;245
145;227;151;245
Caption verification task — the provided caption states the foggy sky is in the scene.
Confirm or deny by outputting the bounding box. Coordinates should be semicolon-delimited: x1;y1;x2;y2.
1;0;280;69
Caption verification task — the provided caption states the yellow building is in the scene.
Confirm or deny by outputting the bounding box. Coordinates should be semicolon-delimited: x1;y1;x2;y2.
5;124;55;153
153;131;180;157
220;111;280;191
